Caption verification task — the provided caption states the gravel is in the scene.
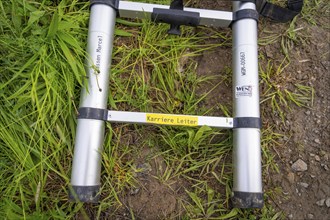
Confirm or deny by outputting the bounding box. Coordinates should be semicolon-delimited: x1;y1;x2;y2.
298;182;309;188
316;199;325;206
326;198;330;208
307;213;314;219
291;159;308;172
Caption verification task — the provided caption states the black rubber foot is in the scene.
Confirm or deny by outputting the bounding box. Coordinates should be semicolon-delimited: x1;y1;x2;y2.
232;191;264;208
68;185;100;203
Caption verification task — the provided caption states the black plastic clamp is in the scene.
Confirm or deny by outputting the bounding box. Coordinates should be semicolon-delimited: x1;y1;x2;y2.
233;117;262;129
78;107;108;121
233;9;259;22
90;0;119;14
257;0;302;22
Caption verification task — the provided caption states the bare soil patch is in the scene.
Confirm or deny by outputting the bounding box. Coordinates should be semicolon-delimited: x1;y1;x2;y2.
260;18;330;219
108;145;187;220
194;2;330;219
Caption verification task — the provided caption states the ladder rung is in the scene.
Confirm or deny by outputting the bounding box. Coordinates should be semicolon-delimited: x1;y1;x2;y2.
107;110;233;129
118;1;233;28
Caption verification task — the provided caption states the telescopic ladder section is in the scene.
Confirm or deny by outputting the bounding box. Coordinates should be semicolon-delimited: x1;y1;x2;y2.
69;0;263;208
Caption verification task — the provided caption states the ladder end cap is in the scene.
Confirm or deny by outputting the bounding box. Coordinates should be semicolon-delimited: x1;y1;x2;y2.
232;191;264;208
68;185;101;203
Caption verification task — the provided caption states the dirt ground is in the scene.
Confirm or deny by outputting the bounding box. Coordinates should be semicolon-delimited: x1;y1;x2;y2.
261;19;330;220
102;1;329;219
192;1;330;219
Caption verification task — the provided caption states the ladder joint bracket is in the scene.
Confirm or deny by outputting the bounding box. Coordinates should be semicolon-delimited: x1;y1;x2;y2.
232;9;259;24
78;107;108;121
233;117;262;129
90;0;120;14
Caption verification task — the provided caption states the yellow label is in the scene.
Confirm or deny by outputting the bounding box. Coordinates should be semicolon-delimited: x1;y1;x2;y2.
146;114;198;126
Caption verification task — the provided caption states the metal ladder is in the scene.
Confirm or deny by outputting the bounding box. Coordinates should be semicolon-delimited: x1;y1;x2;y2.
69;0;263;208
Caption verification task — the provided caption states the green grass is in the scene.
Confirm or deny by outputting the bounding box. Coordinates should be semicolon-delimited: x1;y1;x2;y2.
259;59;314;121
0;0;321;219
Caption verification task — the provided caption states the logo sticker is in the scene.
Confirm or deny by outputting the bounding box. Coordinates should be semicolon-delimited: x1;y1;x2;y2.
235;85;252;98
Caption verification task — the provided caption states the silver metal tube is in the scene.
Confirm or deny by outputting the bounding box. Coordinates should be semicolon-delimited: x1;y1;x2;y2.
231;2;263;208
69;4;116;202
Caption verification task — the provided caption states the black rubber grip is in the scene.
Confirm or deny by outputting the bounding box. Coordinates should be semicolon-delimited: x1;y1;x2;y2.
151;8;200;27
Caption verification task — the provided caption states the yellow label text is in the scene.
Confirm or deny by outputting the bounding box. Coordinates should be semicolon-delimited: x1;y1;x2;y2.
146;114;198;126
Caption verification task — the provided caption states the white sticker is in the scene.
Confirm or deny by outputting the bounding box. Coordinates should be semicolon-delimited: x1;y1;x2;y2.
235;85;252;98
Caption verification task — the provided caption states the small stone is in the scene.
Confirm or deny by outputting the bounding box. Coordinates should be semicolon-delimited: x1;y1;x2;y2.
314;139;321;144
305;111;311;115
130;187;140;195
287;172;295;184
299;182;309;188
326;198;330;207
307;214;314;219
292;159;308;172
316;199;325;206
315;155;321;161
320;150;326;156
137;163;152;172
321;164;329;171
288;214;293;219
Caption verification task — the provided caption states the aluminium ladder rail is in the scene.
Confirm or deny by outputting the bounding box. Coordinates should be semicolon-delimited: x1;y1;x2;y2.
69;0;263;208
